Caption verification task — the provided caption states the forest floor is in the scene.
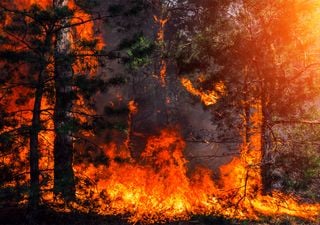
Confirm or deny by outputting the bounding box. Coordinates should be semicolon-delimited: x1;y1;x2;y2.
0;206;317;225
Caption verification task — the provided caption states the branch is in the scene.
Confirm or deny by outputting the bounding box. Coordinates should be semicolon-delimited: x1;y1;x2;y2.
73;51;122;59
187;152;239;159
0;4;37;22
272;119;320;125
71;133;104;152
54;14;119;32
2;30;38;53
69;110;103;118
290;63;320;82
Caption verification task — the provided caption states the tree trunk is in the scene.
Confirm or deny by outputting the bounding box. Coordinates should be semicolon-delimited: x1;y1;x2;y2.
260;94;272;194
53;0;75;201
29;68;45;220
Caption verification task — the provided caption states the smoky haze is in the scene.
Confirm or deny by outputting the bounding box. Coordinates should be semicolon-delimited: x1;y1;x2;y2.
92;0;240;173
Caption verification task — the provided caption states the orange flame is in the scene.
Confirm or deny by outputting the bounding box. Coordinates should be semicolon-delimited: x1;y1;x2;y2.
125;100;138;151
154;15;168;42
72;102;320;222
128;100;138;115
219;103;320;219
159;59;167;86
154;15;168;86
181;77;225;106
74;129;320;222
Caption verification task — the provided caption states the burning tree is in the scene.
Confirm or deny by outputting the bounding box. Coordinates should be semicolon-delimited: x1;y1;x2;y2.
171;0;320;194
0;0;121;215
0;0;320;224
210;0;320;194
71;0;320;222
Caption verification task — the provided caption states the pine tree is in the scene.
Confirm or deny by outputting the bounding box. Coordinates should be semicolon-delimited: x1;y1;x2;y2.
52;0;76;201
0;0;118;210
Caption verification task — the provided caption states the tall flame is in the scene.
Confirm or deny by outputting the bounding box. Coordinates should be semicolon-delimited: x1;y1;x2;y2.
74;102;320;222
154;15;168;86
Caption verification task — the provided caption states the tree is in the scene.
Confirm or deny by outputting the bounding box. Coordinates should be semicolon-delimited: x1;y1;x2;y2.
0;0;115;210
171;0;320;193
0;1;56;212
221;0;320;193
52;0;76;201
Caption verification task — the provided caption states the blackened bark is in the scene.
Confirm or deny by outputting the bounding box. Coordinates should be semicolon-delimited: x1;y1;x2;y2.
53;0;75;201
261;94;272;194
29;69;45;219
243;68;250;145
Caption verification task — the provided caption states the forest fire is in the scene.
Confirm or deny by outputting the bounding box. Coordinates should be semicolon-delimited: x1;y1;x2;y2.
0;0;103;206
1;0;320;224
73;103;320;222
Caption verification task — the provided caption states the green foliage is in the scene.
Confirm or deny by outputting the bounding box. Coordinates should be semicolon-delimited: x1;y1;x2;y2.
119;34;154;70
271;121;320;200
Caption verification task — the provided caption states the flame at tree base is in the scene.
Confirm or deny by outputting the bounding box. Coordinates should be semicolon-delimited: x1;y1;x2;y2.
74;105;320;223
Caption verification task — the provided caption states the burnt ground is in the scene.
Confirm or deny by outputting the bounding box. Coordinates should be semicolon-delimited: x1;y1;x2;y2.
0;206;318;225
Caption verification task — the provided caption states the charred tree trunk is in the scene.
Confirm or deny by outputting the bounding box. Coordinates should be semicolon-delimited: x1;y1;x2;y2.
243;66;250;145
261;93;272;194
28;65;46;220
53;0;75;201
255;60;273;194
